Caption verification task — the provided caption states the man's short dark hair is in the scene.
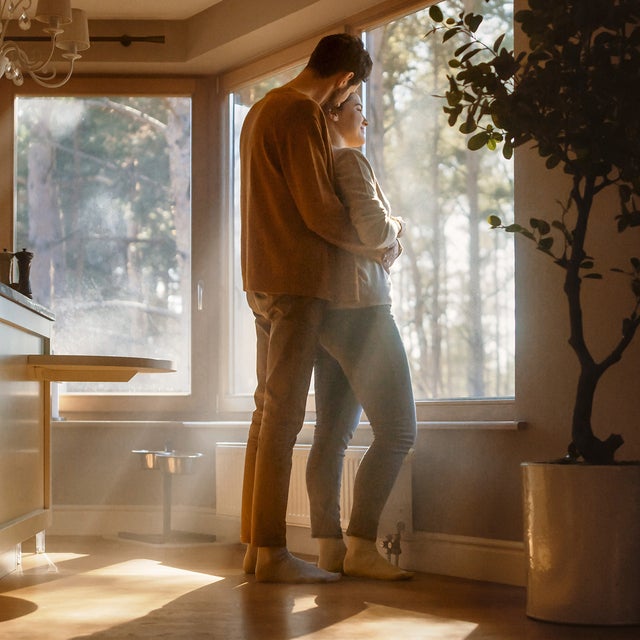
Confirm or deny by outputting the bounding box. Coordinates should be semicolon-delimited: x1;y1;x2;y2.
306;33;372;86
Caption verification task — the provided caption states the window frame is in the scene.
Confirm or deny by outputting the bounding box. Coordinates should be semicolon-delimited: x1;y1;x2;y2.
0;1;517;427
218;11;516;426
4;76;223;421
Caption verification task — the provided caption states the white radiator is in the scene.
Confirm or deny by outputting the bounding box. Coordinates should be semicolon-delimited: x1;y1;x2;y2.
215;442;412;537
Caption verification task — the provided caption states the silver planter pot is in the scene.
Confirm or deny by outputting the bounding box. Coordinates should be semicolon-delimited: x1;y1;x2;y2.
522;461;640;625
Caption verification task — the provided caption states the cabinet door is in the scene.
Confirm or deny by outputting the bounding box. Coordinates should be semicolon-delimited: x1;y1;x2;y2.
0;302;51;550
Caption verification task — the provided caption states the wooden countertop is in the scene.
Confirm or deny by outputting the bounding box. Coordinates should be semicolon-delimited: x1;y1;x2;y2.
27;354;175;382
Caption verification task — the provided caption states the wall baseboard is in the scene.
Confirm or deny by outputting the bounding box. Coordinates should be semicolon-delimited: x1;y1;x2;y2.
401;531;526;587
48;505;240;544
286;525;525;586
48;506;525;587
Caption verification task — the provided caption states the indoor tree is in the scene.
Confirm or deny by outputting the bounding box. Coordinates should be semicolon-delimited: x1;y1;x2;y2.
427;0;640;463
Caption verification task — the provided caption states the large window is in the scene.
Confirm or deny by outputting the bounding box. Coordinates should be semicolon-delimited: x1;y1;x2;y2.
228;66;304;399
363;1;515;400
227;1;515;410
15;94;192;396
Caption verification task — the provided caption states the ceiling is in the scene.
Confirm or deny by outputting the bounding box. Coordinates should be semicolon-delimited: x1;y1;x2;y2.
68;1;222;21
56;0;332;75
10;0;389;76
12;0;287;75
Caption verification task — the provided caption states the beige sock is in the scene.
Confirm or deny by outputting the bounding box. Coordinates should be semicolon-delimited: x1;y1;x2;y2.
255;546;341;584
317;537;347;573
343;535;414;581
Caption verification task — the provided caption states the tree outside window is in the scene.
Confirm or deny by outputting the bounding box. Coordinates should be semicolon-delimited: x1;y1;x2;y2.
228;1;514;404
364;0;515;399
15;96;192;394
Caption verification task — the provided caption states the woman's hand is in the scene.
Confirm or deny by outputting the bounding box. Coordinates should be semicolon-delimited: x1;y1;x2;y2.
381;239;402;272
392;216;405;237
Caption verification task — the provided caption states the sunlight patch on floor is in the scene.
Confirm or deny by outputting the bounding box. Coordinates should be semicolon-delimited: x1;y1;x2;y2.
304;602;478;639
18;552;88;574
1;558;223;639
292;594;319;614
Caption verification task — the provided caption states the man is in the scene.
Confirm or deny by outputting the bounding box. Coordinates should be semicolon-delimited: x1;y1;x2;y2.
240;33;373;583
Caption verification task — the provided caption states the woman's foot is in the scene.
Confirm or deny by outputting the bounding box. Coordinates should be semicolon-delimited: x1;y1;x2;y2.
317;537;347;573
256;546;341;583
343;536;414;581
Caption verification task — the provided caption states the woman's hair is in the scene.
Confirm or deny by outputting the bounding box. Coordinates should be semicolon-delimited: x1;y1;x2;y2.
306;34;372;86
324;92;357;119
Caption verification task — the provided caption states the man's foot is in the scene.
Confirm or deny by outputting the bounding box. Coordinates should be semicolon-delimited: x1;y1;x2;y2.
256;546;341;583
243;544;257;574
343;536;414;581
317;537;347;573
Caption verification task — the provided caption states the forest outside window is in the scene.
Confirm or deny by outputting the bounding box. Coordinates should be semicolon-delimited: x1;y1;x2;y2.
14;95;192;396
362;1;515;402
227;0;515;415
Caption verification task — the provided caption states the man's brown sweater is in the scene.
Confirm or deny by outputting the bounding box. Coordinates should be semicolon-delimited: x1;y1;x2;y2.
240;86;364;304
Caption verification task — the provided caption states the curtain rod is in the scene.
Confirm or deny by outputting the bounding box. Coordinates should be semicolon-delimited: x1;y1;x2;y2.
9;35;165;47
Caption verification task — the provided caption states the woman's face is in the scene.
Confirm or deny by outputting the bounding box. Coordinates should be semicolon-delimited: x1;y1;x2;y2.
333;93;368;148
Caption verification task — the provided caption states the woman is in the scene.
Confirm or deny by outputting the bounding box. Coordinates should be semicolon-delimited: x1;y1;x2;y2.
306;93;417;580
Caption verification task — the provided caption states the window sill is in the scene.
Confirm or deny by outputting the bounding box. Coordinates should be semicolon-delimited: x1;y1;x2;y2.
415;398;516;424
417;420;524;431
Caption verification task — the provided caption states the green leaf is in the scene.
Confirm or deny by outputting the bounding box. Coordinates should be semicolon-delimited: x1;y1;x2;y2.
531;218;550;235
488;215;502;227
443;27;461;42
459;120;477;134
552;220;573;245
493;33;506;52
461;48;483;63
538;237;554;252
545;155;561;169
429;5;444;22
454;42;474;57
468;131;488;150
445;106;462;127
465;13;483;33
446;89;462;106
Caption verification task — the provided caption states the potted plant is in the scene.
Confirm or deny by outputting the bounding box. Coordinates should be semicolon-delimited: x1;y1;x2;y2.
427;0;640;625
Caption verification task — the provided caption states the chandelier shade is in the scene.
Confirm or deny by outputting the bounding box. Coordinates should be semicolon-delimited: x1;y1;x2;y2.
35;0;72;27
57;9;90;54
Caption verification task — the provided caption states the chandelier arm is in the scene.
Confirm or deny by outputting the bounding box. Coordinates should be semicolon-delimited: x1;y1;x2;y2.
1;10;13;44
27;56;76;88
3;37;58;74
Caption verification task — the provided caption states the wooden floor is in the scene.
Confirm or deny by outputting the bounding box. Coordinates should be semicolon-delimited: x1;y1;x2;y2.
0;536;638;639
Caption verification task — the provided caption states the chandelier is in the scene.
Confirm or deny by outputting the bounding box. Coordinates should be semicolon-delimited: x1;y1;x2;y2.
0;0;90;87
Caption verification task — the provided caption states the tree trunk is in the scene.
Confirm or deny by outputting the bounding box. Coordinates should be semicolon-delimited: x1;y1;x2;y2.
565;176;624;463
